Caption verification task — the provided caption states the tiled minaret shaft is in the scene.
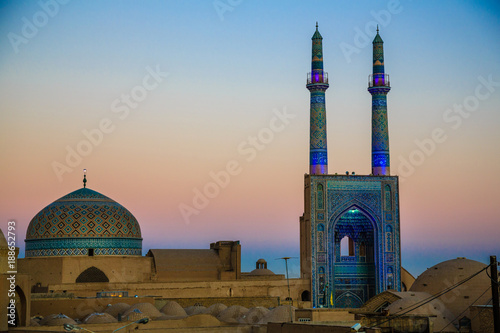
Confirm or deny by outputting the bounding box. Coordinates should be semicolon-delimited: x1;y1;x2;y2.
368;28;391;176
306;23;329;175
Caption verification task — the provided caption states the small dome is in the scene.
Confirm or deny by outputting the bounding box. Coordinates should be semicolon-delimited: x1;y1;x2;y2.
217;305;248;323
160;301;187;317
239;306;269;324
259;305;296;324
123;303;161;320
40;313;76;326
184;305;207;316
205;303;227;317
251;258;274;274
83;312;117;324
25;187;142;257
104;303;130;318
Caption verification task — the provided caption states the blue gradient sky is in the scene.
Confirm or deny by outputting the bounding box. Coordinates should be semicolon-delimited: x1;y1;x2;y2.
1;0;499;278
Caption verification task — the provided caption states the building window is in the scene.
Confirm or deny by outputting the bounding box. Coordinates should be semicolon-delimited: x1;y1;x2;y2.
340;236;354;256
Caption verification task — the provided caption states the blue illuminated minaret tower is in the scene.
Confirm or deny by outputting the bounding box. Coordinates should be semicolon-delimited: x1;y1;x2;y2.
307;23;329;175
368;27;391;176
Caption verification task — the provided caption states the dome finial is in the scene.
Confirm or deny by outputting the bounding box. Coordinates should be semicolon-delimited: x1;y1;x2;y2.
83;169;87;188
377;25;379;33
316;21;318;29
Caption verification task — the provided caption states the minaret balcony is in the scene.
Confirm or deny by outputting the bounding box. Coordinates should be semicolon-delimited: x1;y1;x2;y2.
368;74;390;88
307;72;329;85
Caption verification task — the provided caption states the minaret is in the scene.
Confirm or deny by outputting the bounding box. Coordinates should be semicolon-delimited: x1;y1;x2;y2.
307;23;329;175
368;27;391;176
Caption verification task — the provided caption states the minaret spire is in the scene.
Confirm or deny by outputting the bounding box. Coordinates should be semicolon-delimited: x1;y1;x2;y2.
368;29;391;175
307;23;329;175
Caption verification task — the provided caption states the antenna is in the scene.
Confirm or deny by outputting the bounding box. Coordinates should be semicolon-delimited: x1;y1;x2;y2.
276;257;298;322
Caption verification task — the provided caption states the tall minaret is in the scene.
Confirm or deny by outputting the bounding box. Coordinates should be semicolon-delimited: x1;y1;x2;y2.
307;23;329;175
368;27;391;176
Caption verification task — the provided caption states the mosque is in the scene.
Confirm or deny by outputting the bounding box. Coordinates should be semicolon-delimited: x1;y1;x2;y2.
300;24;401;309
0;25;495;333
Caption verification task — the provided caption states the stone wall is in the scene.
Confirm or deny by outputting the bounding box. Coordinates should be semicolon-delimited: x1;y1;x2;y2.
45;277;310;301
155;296;279;309
294;308;354;322
470;305;494;333
360;315;432;333
26;278;309;319
18;255;152;287
268;322;381;333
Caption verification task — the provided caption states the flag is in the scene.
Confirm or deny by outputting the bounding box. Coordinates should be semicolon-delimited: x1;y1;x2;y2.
330;291;333;306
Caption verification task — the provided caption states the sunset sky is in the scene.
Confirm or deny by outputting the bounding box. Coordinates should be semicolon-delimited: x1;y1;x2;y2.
1;0;499;278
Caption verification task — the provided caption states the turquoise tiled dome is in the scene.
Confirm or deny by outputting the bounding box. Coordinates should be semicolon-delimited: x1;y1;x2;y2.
25;188;142;257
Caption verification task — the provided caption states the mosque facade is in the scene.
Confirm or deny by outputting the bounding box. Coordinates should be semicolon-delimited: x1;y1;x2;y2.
300;25;401;308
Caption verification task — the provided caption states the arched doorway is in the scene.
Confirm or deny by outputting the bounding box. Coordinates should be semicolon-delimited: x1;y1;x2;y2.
330;207;377;308
301;290;311;302
10;286;27;327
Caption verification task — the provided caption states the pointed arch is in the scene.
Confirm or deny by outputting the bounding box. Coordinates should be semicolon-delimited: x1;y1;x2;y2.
76;266;109;283
328;202;380;305
335;291;364;308
13;285;27;327
328;201;381;233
